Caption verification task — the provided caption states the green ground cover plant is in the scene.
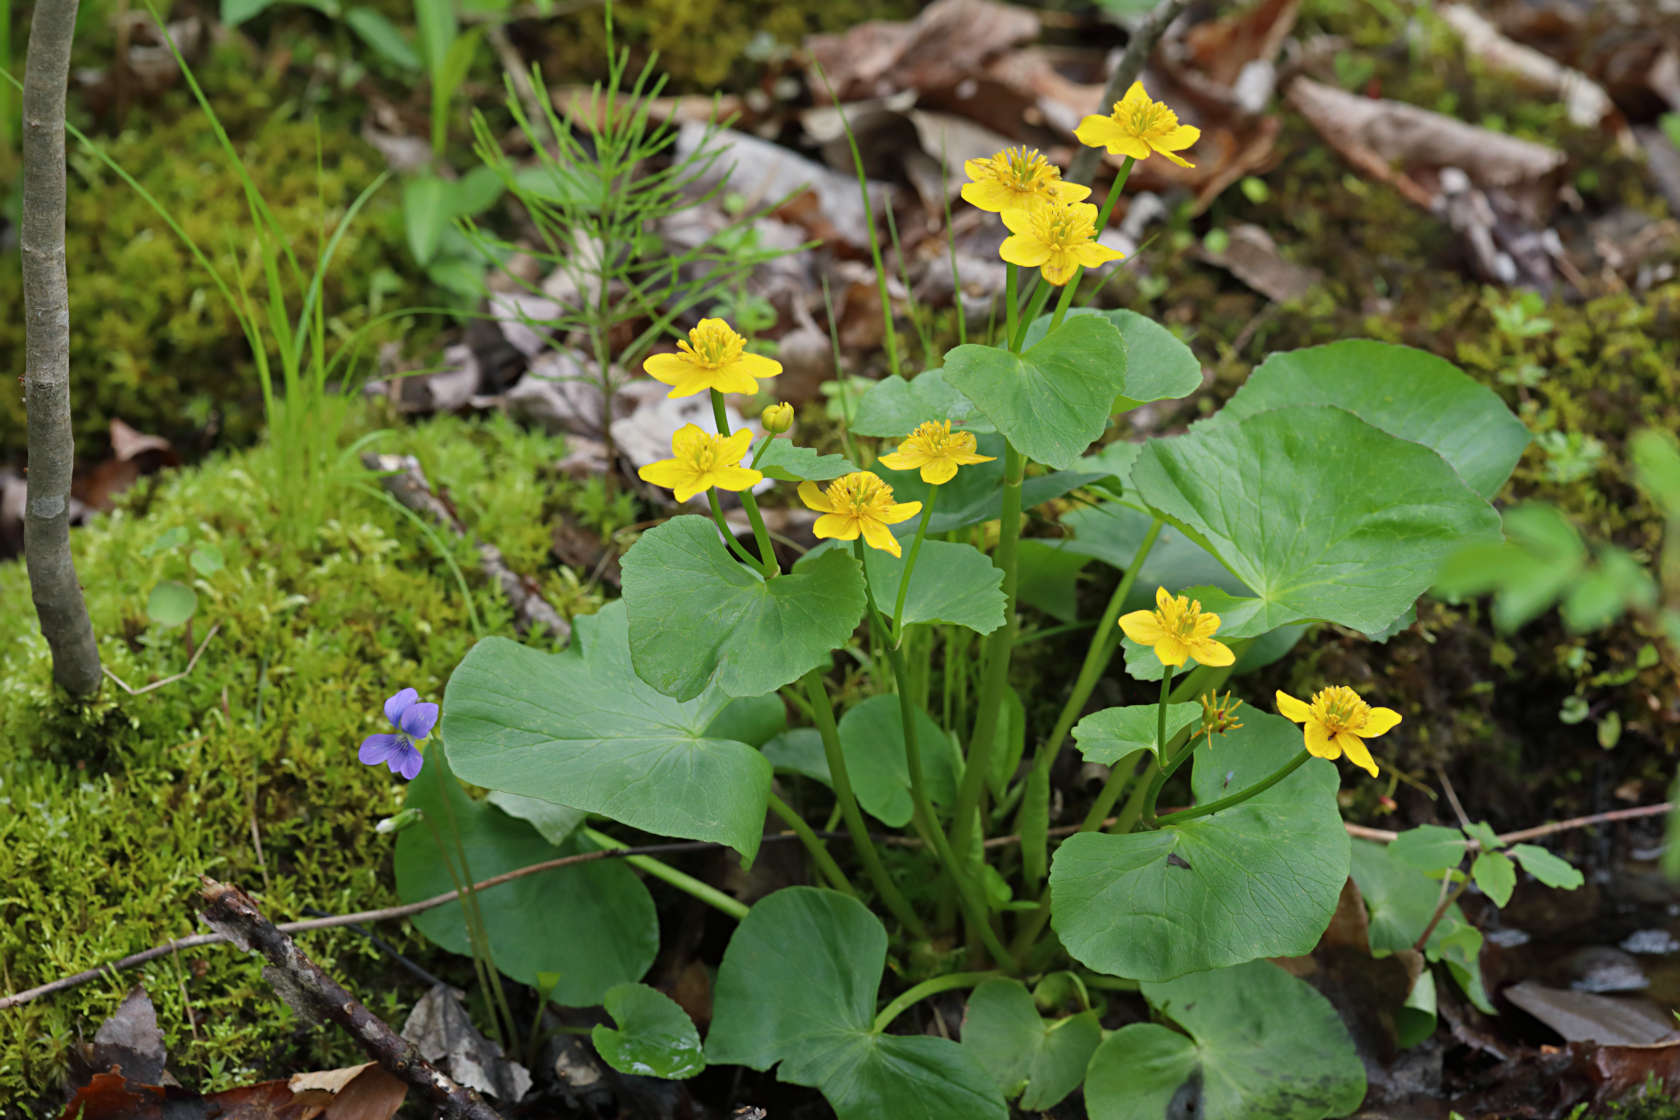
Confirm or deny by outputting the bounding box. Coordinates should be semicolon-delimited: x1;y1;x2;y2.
12;2;1671;1115
0;411;572;1110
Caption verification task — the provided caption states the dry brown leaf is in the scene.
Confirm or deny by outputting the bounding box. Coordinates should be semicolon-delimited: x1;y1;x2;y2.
806;0;1039;102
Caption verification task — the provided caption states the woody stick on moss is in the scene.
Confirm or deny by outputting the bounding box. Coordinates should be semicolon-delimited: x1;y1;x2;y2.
22;0;100;697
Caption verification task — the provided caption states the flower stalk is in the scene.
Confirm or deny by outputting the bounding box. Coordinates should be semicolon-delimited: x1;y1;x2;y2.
802;667;928;938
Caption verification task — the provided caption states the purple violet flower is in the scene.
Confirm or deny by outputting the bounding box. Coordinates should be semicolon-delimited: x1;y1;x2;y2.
358;687;438;781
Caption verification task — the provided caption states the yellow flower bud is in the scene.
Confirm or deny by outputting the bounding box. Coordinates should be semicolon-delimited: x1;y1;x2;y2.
762;402;795;434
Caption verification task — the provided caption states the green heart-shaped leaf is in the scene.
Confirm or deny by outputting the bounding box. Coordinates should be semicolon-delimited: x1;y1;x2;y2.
1222;340;1527;499
1071;703;1202;766
943;316;1128;469
960;978;1100;1110
441;602;772;858
1021;308;1202;413
1129;405;1500;637
592;983;706;1080
622;516;867;701
852;368;993;437
1084;961;1365;1119
838;695;961;828
1050;711;1349;981
708;888;1006;1120
397;747;656;1006
863;540;1005;634
756;439;860;482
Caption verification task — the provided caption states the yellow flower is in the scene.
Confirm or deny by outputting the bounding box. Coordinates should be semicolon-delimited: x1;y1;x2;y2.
1275;686;1401;779
761;402;795;434
1118;586;1235;668
998;200;1125;286
1074;81;1201;168
644;318;782;398
637;424;762;503
877;420;995;485
961;147;1091;215
797;472;921;558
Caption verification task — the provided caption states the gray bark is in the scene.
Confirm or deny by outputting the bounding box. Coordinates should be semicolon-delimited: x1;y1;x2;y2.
22;0;101;696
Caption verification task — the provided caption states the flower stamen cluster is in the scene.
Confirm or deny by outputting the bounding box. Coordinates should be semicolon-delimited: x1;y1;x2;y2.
999;200;1124;287
638;424;761;503
1074;81;1201;167
644;318;781;398
1119;586;1235;668
961;147;1090;214
878;420;995;485
798;471;921;558
1275;685;1401;778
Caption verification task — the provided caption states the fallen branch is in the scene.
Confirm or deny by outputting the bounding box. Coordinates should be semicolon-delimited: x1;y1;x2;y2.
10;803;1670;1011
198;877;504;1120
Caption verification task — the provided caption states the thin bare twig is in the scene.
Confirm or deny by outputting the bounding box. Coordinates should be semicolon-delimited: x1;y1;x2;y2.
1436;765;1472;830
102;622;222;695
199;878;503;1120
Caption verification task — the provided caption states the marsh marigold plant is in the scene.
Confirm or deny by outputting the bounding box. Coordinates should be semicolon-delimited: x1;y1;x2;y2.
798;471;921;557
1275;686;1401;778
1119;586;1235;668
962;146;1091;214
638;424;762;502
999;199;1124;287
878;420;995;485
644;317;781;398
1075;80;1201;167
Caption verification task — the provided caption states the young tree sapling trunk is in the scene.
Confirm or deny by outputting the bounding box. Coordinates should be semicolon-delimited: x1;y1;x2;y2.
22;0;101;697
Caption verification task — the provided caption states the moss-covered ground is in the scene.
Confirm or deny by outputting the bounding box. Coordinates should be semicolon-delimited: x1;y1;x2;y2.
0;410;590;1114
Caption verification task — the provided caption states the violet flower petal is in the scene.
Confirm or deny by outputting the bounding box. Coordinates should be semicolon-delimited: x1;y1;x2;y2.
359;733;402;765
384;687;420;728
399;701;440;741
393;743;425;781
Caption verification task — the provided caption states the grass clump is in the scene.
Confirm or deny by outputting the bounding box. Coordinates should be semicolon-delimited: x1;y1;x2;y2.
0;410;578;1116
0;33;418;467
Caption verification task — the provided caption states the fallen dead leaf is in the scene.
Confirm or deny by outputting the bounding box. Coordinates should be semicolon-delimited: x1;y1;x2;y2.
806;0;1039;102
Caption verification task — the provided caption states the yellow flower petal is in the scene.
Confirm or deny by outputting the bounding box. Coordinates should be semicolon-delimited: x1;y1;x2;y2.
734;351;783;380
1049;181;1092;204
920;459;959;485
1360;707;1403;738
876;448;929;472
859;518;903;557
1303;719;1337;760
1337;733;1379;777
1275;690;1312;724
1118;609;1166;645
999;233;1051;269
669;423;708;455
709;465;764;493
1040;254;1078;286
643;352;693;385
880;500;922;525
1155;585;1174;613
1150;145;1195;169
1154;635;1191;667
638;458;691;492
1075;241;1125;269
798;480;834;514
1192;610;1222;637
1160;124;1201;149
718;428;756;461
812;511;859;541
961;180;1017;213
1187;637;1235;667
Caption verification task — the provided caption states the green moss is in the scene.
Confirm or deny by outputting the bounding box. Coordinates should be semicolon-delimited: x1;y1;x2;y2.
536;0;915;91
0;410;583;1115
0;34;420;467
